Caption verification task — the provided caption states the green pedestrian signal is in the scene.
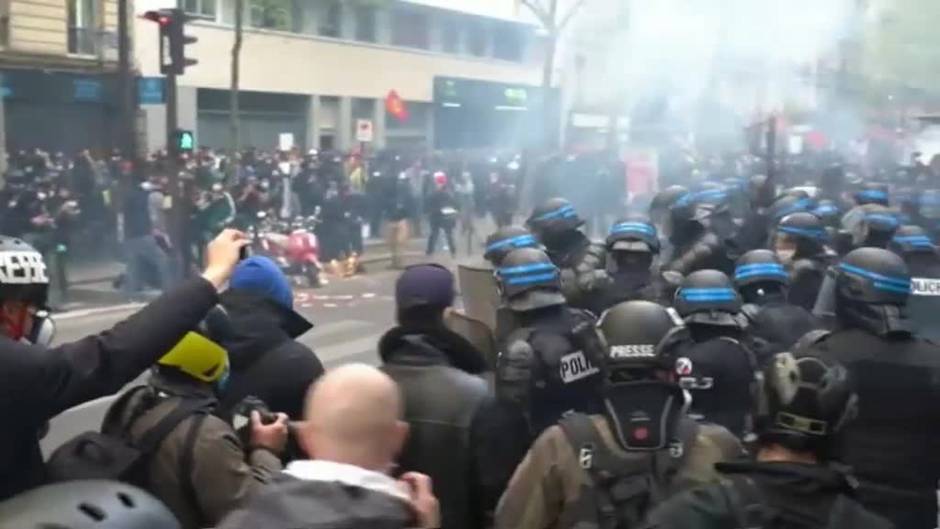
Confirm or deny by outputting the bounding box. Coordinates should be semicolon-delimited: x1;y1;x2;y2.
174;129;195;152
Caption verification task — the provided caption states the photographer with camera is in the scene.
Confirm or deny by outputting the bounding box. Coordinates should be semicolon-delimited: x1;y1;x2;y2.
96;328;288;529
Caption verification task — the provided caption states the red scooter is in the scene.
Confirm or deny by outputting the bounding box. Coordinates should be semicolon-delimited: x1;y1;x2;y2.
253;211;324;287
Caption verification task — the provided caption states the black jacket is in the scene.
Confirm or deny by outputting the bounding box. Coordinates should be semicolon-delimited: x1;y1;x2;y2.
642;460;892;529
0;277;218;500
218;462;415;529
216;290;322;421
801;328;940;529
379;325;489;529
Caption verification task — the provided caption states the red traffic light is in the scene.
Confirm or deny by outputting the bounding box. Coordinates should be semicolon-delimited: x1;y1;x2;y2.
142;10;172;26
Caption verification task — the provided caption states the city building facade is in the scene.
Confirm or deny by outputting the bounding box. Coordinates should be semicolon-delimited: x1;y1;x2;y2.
135;0;546;154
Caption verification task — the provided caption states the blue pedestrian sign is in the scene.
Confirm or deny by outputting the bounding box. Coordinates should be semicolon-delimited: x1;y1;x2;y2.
138;77;165;105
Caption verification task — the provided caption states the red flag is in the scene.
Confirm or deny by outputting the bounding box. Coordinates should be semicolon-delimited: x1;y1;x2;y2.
385;90;409;122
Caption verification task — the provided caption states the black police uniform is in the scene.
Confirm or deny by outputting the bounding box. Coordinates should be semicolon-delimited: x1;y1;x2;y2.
595;217;668;313
674;270;757;438
800;248;940;529
735;250;822;361
662;191;736;276
889;226;940;342
472;247;600;518
775;212;837;311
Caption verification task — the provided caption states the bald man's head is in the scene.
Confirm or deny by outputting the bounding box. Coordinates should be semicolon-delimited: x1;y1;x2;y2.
300;363;408;472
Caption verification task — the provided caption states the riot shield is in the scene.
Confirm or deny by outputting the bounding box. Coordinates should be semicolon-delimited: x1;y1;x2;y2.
457;260;501;333
444;308;498;371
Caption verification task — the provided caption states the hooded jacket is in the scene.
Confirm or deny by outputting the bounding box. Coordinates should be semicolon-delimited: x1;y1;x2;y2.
216;290;322;421
218;460;415;529
641;460;892;529
379;324;489;529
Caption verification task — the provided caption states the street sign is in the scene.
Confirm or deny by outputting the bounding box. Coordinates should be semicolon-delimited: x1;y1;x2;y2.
356;119;374;142
138;77;165;105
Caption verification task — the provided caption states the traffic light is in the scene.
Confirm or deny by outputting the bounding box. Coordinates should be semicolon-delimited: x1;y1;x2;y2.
142;8;198;75
173;129;195;153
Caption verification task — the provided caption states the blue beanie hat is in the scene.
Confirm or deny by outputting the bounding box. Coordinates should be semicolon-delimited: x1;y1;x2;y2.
230;256;293;310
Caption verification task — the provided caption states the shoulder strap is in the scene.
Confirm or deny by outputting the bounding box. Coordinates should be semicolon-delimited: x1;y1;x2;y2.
101;385;152;437
136;397;216;455
180;411;211;528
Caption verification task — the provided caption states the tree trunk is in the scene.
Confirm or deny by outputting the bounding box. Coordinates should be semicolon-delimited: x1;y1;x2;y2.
230;0;244;162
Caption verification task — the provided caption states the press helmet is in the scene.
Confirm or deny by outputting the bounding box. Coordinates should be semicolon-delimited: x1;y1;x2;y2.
674;269;743;327
483;226;540;266
0;480;180;529
598;300;687;376
526;198;584;237
757;352;857;458
495;247;566;312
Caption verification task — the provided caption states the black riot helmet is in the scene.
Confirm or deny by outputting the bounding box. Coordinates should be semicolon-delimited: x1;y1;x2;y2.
483;226;540;266
526;197;584;239
854;182;890;206
649;185;688;225
769;192;816;223
775;212;829;258
495;247;566;312
0;480;180;529
606;215;660;255
816;247;912;336
889;225;937;256
598;300;687;377
734;249;789;303
813;199;842;227
841;204;900;248
674;269;743;327
757;353;857;459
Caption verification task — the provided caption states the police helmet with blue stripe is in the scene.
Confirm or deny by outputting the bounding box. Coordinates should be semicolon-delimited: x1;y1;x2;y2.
606;215;660;254
674;269;743;327
835;247;911;306
526;197;584;237
842;204;900;247
889;225;937;255
496;247;567;311
769;192;816;222
735;249;789;289
813;199;841;227
483;226;540;266
776;212;829;246
854;183;890;206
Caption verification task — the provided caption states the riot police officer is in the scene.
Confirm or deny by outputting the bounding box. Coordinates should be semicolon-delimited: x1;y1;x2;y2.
595;215;667;313
854;182;891;207
801;247;940;529
889;225;940;342
496;301;743;529
526;198;608;311
673;270;757;437
734;250;821;363
660;190;736;276
472;247;601;518
840;203;900;251
772;211;837;310
642;353;891;529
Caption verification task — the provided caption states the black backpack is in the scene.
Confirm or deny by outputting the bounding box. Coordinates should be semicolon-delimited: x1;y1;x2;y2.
556;413;698;529
46;386;215;489
719;475;894;529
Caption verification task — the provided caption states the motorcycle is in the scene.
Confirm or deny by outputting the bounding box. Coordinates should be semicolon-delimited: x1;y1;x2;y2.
252;210;324;288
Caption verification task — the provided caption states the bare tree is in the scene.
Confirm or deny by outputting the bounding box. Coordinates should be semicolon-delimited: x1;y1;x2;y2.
230;0;244;160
